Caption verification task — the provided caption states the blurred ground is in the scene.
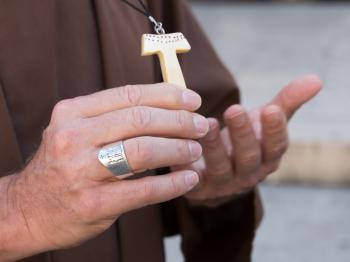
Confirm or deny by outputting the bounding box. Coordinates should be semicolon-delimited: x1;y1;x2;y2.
165;184;350;262
252;184;350;261
165;2;350;262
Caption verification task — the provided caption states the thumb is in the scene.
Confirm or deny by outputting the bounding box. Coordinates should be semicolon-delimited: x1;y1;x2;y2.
270;74;322;120
101;171;199;216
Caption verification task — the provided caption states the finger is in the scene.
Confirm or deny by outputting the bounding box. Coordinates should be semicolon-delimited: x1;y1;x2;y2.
171;155;206;191
66;83;202;117
86;106;209;146
100;171;199;215
123;137;202;173
224;105;261;175
270;75;322;120
200;118;233;184
261;105;289;163
88;137;202;180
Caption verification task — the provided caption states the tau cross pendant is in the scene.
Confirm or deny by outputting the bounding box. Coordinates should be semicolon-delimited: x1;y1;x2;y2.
142;33;191;89
121;1;191;88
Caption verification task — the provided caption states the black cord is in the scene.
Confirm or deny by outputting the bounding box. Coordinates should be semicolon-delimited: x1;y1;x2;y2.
122;0;166;34
122;0;150;17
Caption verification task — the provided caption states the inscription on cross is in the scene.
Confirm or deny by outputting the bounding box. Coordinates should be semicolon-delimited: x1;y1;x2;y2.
142;33;191;89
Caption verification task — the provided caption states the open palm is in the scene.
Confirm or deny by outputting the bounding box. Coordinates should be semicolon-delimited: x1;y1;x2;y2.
172;75;322;207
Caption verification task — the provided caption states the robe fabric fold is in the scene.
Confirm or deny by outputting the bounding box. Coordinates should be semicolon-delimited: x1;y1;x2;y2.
0;1;256;261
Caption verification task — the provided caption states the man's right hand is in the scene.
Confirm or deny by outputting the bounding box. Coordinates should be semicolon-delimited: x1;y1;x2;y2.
0;83;208;261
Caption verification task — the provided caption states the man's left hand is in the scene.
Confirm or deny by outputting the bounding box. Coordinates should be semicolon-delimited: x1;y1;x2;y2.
171;75;322;207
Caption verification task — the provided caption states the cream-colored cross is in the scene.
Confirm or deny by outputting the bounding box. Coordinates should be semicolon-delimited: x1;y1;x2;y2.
142;33;191;89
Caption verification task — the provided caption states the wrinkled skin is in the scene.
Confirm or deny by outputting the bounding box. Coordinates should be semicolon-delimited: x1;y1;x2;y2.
0;83;207;261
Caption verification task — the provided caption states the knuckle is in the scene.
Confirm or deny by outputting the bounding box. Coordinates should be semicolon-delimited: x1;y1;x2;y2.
168;175;181;195
121;85;142;106
131;107;152;130
51;127;78;154
133;138;153;166
168;88;183;106
42;126;53;141
174;92;183;107
175;140;191;160
175;110;188;130
202;138;219;151
185;140;200;160
236;126;253;139
239;151;260;167
140;181;156;202
52;99;74;118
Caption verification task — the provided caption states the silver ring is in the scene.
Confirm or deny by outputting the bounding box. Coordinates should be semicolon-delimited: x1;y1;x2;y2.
98;142;132;176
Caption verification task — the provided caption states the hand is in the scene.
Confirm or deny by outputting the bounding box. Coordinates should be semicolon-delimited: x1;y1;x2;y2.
0;83;209;261
172;75;322;207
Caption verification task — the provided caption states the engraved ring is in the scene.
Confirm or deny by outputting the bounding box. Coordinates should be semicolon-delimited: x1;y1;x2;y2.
98;142;132;176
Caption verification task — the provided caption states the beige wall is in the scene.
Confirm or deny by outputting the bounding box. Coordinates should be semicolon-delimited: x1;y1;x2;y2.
268;143;350;185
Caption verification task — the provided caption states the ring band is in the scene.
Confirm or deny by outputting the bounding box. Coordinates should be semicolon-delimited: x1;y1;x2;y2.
98;142;132;176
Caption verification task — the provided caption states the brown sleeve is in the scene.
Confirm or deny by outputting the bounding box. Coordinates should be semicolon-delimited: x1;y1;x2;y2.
151;1;256;261
0;82;23;176
161;191;256;262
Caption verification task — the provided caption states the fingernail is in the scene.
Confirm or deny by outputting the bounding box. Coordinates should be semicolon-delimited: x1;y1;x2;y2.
185;172;199;188
194;115;209;135
266;110;281;126
232;113;246;127
268;113;280;126
183;90;201;109
189;141;203;160
205;120;220;142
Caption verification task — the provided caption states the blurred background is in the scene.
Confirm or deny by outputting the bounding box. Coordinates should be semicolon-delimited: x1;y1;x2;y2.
165;0;350;261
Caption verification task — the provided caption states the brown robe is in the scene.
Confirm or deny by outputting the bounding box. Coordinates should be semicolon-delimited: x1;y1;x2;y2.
0;0;256;261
